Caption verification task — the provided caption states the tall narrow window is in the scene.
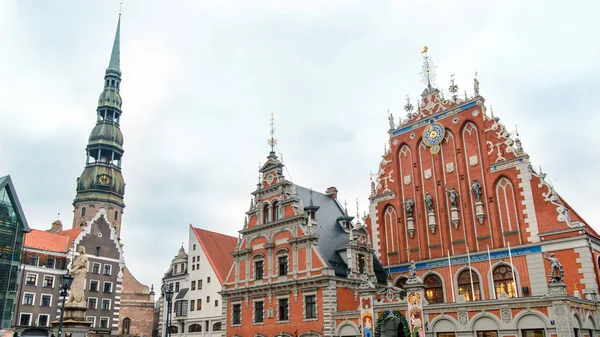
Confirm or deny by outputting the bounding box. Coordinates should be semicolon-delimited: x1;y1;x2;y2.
81;207;87;217
255;260;264;280
493;265;516;298
114;211;118;221
424;274;444;304
458;269;481;301
305;295;316;319
278;255;288;276
254;301;264;323
262;204;270;224
122;318;131;335
272;201;280;221
278;298;289;321
232;304;241;325
358;255;366;274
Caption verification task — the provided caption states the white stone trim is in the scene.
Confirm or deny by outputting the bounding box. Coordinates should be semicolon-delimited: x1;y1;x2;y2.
86;316;96;328
103;280;113;293
42;274;55;288
99;316;111;329
230;301;242;326
276;295;290;323
37;313;50;327
302;292;318;321
575;246;598;293
101;298;112;311
516;162;540;243
25;272;38;286
369;200;381;258
88;297;98;309
19;312;32;326
252;298;265;325
525;252;548;296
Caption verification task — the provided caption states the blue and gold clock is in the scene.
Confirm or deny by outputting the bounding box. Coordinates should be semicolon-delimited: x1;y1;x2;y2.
422;119;445;154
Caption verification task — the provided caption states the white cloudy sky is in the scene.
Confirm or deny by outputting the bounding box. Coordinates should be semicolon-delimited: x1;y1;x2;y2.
1;0;599;288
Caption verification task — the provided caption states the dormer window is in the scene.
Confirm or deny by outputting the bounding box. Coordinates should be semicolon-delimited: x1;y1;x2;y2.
262;204;270;224
272;201;280;221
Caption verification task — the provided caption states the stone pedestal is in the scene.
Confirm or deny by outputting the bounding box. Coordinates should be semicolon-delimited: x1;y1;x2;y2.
427;212;436;234
51;305;92;337
407;217;415;238
475;201;485;224
450;207;459;229
547;282;567;297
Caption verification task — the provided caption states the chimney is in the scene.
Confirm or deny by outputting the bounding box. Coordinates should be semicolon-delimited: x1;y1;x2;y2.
326;186;338;199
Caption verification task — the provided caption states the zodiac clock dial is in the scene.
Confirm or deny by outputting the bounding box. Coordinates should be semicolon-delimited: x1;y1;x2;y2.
422;119;445;154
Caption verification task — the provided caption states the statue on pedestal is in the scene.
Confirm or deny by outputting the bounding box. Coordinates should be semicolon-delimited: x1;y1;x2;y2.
472;180;482;203
424;193;434;213
408;260;417;278
405;198;415;218
544;252;564;283
446;187;459;208
67;246;89;306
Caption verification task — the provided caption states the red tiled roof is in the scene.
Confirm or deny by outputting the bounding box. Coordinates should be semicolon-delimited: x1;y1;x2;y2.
24;227;83;253
190;225;237;284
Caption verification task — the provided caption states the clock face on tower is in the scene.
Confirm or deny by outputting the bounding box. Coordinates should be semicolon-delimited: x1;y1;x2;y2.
98;174;112;186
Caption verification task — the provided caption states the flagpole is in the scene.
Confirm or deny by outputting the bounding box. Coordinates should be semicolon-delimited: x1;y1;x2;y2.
447;251;455;302
508;242;519;297
467;246;476;301
487;244;495;299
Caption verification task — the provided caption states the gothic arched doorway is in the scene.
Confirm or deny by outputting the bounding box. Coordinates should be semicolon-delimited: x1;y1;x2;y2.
375;310;409;337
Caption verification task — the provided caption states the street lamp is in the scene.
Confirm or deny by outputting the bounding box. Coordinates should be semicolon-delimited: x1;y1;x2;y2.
57;273;74;337
161;283;174;337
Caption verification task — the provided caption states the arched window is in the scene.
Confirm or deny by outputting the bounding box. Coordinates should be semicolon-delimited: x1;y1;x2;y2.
384;206;397;253
458;269;481;301
115;211;119;221
122;318;131;335
493;265;516;298
272;201;280;221
169;326;178;333
81;207;86;217
262;204;270;224
424;274;444;304
188;324;202;333
212;322;222;331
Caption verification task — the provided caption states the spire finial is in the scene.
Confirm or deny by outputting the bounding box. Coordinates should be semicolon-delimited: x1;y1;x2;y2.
267;113;277;153
420;46;436;89
355;198;360;224
344;199;348;215
257;162;261;185
119;1;123;16
404;94;414;115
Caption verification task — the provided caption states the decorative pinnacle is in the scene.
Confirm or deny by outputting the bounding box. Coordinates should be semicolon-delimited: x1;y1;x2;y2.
420;46;436;89
449;74;459;101
344;199;348;215
355;198;360;223
119;1;123;15
267;113;277;153
404;94;414;113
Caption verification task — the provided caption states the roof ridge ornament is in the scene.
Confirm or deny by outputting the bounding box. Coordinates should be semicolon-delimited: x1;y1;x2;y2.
449;74;459;101
420;46;437;91
267;112;277;154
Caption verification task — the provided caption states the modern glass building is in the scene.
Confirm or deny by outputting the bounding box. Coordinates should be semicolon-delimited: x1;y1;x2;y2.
0;176;30;330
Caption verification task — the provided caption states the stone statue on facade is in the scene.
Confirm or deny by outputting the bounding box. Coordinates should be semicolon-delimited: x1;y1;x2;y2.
544;252;564;283
388;112;395;130
474;73;480;96
405;198;415;218
472;180;482;203
424;193;434;213
408;260;417;278
446;187;459;208
67;246;89;306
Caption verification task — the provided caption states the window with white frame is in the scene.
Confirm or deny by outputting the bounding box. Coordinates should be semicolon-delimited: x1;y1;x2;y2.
23;293;34;305
92;263;100;274
101;299;111;311
103;264;112;276
90;280;99;292
46;257;56;269
103;281;113;293
99;317;110;329
191;280;196;290
43;275;54;288
253;255;264;280
276;250;288;276
86;316;96;328
304;294;317;320
277;297;289;322
231;302;242;325
28;255;38;266
19;313;31;326
88;297;98;309
25;273;37;286
253;300;264;324
37;314;49;327
40;294;52;307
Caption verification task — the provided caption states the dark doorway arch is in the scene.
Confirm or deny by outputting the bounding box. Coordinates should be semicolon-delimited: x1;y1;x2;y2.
375;310;409;337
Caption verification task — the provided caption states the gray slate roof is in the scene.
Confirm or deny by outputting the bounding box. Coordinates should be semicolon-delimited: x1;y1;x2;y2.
295;186;386;283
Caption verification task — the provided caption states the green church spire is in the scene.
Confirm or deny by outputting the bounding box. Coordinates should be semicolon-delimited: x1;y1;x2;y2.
108;15;120;71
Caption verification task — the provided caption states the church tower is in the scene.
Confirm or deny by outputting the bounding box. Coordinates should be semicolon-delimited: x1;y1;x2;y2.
72;16;125;236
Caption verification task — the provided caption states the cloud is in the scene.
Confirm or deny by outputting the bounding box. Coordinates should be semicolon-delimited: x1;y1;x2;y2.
1;0;599;288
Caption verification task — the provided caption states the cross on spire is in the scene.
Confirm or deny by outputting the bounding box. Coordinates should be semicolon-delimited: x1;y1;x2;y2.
268;113;277;153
